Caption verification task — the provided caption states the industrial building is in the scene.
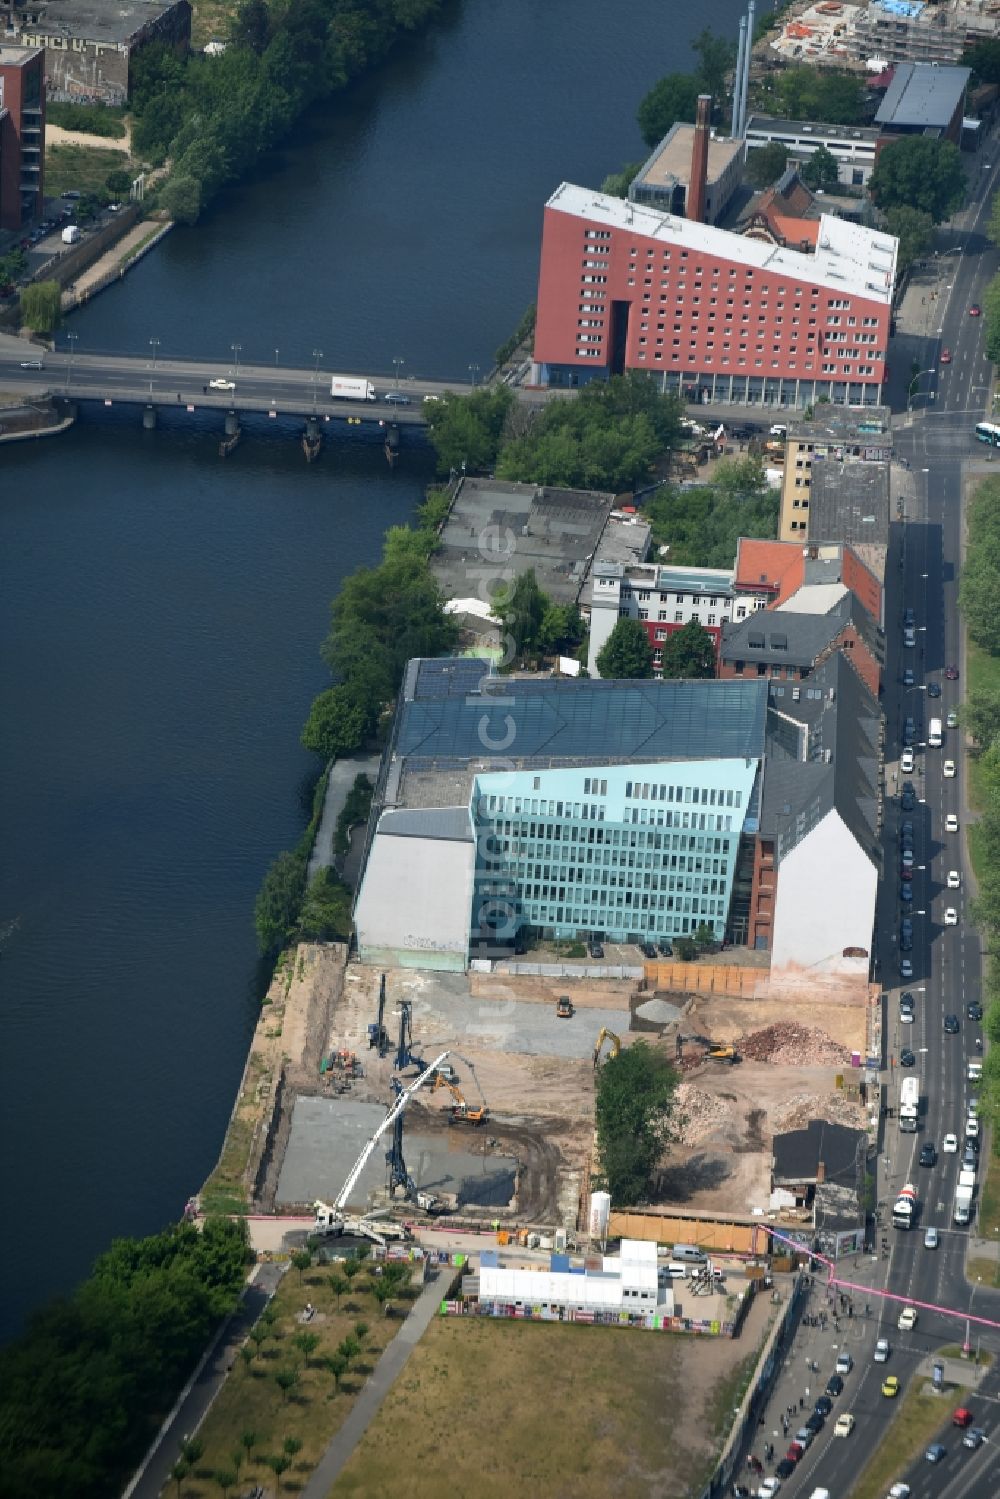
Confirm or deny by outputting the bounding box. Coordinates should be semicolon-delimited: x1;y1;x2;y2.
805;456;891;588
629;117;744;225
9;0;191;104
530;177;897;406
0;44;44;230
745;115;880;189
778;406;892;541
874;61;971;146
354;654;882;973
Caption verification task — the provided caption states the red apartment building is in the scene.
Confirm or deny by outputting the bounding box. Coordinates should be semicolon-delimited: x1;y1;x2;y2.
531;183;897;409
0;45;44;231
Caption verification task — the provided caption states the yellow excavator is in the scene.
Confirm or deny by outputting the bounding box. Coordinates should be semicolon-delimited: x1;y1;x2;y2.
593;1027;622;1068
429;1072;489;1126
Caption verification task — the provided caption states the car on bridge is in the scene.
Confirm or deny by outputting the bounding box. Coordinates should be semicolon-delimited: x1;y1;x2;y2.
209;378;236;391
384;390;411;405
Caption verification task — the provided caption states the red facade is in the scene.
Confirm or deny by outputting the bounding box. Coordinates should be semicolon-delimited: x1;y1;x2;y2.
0;48;45;232
533;191;893;405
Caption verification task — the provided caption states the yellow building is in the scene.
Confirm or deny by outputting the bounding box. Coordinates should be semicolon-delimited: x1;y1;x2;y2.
778;407;892;542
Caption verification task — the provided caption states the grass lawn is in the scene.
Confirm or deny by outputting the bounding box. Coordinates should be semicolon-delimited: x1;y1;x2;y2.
44;144;130;197
331;1316;763;1499
173;1254;417;1497
191;0;236;47
966;1254;1000;1289
850;1381;956;1499
976;1146;1000;1243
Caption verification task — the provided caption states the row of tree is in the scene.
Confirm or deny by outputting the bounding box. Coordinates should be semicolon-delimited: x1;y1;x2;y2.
643;456;780;569
957;475;1000;1134
129;0;449;223
595;1040;680;1205
0;1217;250;1499
596;615;717;682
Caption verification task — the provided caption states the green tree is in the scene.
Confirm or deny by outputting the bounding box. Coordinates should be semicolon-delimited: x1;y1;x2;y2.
961;688;1000;748
963;38;1000;86
283;1435;303;1460
539;602;584;655
254;849;307;953
960;476;1000;653
423;386;515;475
772;66;863;125
240;1430;258;1463
885;205;934;276
290;1248;312;1280
869;137;965;223
692;28;736;102
327;1271;348;1308
297;868;352;942
746;141;789;189
292;1330;319;1362
232;0;272;53
801;145;839;192
105;168;133;200
322;1351;347;1395
266;1452;291;1486
19;280;61;334
600;161;643;199
637;72;701;148
353;1320;369;1344
643;458;778;568
274;1366;299;1402
300;683;366;760
159;175;203;225
658;618;717;678
693;921;716;950
984;270;1000;365
595;1040;679;1205
595;618;654;679
171;1458;190;1497
494;568;549;663
214;1468;238;1498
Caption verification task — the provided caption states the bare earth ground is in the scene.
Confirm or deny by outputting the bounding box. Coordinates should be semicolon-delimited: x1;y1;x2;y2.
330;1291;773;1499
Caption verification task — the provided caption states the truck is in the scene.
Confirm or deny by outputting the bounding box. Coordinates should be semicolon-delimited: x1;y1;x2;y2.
899;1076;920;1132
928;717;943;748
954;1180;974;1226
892;1182;918;1229
61;224;81;245
329;375;376;401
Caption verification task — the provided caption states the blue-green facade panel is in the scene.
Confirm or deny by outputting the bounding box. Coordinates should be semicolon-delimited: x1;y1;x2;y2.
471;759;759;946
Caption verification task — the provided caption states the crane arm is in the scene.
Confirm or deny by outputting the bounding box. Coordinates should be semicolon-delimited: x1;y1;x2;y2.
333;1050;450;1212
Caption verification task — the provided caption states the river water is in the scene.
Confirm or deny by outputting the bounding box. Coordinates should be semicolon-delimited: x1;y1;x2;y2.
0;0;748;1339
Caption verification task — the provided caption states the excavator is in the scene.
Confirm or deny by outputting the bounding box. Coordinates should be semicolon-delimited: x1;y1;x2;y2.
675;1033;741;1065
593;1027;622;1068
429;1072;489;1126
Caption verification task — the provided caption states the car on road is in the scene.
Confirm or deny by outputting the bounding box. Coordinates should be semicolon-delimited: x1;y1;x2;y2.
945;664;960;680
422;394;440;404
966;1116;980;1139
900;1048;916;1066
903;626;916;648
944;1012;960;1031
963;1427;985;1449
967;1000;982;1020
889;1486;911;1499
925;1443;947;1464
899;957;913;979
209;378;236;391
833;1413;855;1437
947;710;959;728
900;748;915;773
943;759;956;777
384;390;411;404
919;1142;937;1166
803;1412;824;1435
946;813;959;832
900;991;915;1016
19;358;44;369
927;682;941;698
940;348;952;363
774;1460;796;1481
952;1407;974;1428
756;1479;781;1499
874;1338;891;1363
903;607;915;627
898;1305;918;1331
948;870;961;889
882;1375;900;1397
588;941;604;959
944;908;959;926
903;717;916;746
902;669;915;687
943;1133;959;1152
924;1226;939;1249
836;1352;853;1375
826;1373;844;1397
970;304;982;317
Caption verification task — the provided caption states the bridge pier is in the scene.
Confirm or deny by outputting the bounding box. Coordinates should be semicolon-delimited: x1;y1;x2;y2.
385;421;400;469
302;417;322;463
224;410;240;437
142;405;157;431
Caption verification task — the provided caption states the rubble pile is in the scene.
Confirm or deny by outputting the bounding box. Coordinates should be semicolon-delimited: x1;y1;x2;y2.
675;1082;733;1145
737;1022;848;1067
772;1090;866;1133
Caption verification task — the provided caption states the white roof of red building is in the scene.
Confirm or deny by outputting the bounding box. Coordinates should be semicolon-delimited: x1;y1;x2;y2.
545;182;897;307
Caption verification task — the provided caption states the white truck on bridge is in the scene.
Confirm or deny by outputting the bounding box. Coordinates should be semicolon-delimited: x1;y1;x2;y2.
330;375;376;401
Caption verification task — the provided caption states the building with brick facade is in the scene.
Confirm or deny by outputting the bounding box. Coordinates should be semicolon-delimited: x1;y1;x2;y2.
628;119;744;225
779;406;892;541
0;44;44;231
733;537;883;629
10;0;191;105
531;181;897;408
719;590;883;698
587;560;736;678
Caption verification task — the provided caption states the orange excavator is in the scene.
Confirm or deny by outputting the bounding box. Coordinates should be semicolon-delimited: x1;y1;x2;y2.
429;1072;489;1126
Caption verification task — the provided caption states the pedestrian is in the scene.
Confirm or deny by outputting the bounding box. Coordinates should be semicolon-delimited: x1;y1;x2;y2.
799;1396;804;1411
203;384;207;394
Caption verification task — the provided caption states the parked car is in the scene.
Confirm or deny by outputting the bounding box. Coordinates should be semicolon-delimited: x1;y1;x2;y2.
902;669;915;687
899;958;913;980
826;1374;844;1397
813;1395;833;1417
640;942;658;959
588;941;604;959
900;749;915;774
835;1352;853;1375
657;941;673;957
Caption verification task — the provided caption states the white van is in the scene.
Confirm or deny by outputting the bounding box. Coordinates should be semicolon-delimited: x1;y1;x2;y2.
670;1243;707;1263
928;717;943;747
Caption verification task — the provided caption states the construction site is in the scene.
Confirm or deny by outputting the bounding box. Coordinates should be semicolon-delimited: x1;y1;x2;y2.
232;942;873;1243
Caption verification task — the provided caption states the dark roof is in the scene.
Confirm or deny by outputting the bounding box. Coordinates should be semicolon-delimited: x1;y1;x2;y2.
875;62;970;131
807;461;890;549
19;0;188;45
395;665;769;766
378;807;473;842
720;592;881;670
761;654;882;864
787;407;891;447
773;1119;866;1186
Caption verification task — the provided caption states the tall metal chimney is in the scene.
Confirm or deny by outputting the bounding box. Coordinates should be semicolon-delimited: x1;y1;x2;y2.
733;17;747;139
688;94;712;224
740;1;756;139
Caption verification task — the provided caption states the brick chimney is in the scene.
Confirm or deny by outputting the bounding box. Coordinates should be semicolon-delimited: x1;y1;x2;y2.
687;94;712;224
816;1159;827;1184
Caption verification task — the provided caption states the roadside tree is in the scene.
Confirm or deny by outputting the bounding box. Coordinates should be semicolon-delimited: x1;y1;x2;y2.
869;137;964;223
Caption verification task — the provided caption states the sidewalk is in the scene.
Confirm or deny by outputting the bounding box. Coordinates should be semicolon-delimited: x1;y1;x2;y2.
301;1271;444;1496
307;755;380;882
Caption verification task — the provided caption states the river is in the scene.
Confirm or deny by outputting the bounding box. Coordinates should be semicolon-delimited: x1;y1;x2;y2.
0;0;749;1340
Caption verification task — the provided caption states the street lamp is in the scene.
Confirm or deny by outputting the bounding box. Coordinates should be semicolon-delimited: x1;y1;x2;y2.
907;369;936;412
274;348;279;368
230;342;242;379
393;356;404;391
469;363;480;388
312;348;323;413
148;336;160;395
66;331;78;394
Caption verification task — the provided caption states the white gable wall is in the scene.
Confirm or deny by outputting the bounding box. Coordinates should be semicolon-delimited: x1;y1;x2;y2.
771;809;876;976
